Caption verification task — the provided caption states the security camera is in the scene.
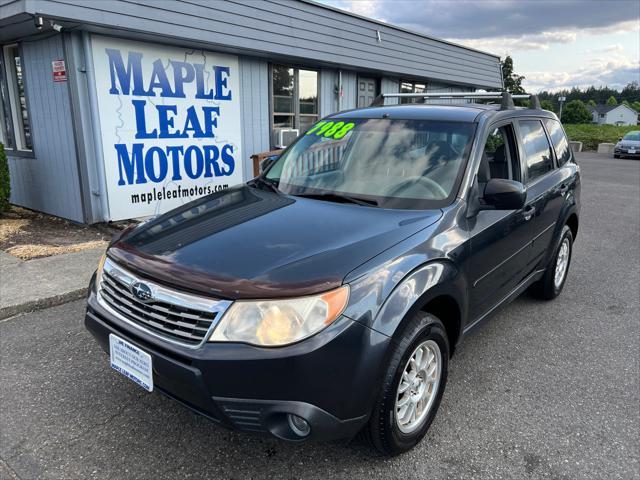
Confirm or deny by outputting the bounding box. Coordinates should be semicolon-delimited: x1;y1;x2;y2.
34;16;44;30
51;23;63;32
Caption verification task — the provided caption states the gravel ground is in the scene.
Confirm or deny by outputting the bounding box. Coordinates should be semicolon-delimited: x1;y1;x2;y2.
1;153;638;480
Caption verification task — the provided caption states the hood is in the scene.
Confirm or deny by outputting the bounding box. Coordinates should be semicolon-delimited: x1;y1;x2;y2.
108;185;442;299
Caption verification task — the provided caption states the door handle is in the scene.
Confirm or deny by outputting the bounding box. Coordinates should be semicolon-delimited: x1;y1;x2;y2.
524;205;536;221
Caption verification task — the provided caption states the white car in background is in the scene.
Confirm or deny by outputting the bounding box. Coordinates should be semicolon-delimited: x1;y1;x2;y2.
614;131;640;159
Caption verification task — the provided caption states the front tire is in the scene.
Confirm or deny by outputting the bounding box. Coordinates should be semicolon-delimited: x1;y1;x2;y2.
530;224;573;300
362;312;449;456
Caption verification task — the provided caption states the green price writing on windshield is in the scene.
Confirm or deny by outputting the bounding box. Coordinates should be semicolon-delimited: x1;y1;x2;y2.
306;121;355;139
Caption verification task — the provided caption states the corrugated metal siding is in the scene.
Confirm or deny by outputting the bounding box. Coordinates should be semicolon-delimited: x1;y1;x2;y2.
11;0;502;89
6;35;84;222
427;82;475;104
320;68;336;117
320;69;360;115
340;70;357;111
381;77;400;105
239;57;270;179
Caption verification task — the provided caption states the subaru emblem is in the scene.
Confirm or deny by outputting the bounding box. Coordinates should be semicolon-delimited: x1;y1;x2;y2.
131;282;153;302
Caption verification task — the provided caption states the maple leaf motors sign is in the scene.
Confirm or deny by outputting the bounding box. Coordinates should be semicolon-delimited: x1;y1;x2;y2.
90;35;243;221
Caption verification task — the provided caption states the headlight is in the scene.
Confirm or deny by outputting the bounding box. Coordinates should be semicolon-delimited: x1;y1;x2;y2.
208;286;349;346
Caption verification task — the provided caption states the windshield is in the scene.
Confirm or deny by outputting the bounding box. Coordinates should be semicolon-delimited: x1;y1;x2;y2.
265;118;476;209
622;131;640;141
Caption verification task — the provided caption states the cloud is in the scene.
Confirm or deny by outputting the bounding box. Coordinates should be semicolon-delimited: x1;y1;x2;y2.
321;0;639;91
524;58;640;92
325;0;639;40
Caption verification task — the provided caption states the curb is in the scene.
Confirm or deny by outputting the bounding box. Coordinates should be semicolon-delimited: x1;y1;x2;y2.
0;287;88;321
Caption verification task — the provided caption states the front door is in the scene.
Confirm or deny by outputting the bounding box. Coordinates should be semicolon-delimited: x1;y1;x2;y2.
467;123;534;318
357;77;377;108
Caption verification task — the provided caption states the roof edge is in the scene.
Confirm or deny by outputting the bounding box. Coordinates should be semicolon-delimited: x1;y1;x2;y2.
300;0;502;60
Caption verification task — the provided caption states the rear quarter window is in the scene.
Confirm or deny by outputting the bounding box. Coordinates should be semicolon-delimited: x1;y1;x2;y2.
519;120;554;182
544;118;572;166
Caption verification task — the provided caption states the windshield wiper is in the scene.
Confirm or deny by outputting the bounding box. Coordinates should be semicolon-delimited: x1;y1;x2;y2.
292;192;379;207
251;176;280;193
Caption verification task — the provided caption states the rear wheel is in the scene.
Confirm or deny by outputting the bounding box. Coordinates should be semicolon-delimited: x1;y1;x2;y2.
361;312;449;456
614;154;621;158
530;224;573;300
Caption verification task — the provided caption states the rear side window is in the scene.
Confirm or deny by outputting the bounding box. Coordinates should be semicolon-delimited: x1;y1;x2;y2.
519;120;554;182
544;119;571;166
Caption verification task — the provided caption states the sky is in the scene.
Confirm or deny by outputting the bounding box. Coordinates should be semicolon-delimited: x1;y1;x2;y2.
318;0;640;93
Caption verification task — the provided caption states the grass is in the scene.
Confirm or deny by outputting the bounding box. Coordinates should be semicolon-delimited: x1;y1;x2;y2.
563;124;639;151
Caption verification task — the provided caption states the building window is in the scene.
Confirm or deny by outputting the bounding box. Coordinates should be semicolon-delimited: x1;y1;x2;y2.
1;44;32;151
271;65;318;140
400;80;426;103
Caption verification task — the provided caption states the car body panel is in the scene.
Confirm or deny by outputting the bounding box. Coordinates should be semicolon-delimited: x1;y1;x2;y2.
109;185;442;300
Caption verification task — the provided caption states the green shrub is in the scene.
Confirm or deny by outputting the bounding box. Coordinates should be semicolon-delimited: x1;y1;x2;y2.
0;143;9;213
563;124;639;151
561;100;592;124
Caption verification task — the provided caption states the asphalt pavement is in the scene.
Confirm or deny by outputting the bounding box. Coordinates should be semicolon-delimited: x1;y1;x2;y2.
1;152;638;480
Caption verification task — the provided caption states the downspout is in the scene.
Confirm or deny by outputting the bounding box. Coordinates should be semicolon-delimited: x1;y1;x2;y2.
338;70;342;112
81;31;110;222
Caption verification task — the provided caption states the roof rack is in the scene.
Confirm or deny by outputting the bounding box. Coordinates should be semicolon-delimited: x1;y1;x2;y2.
370;91;541;110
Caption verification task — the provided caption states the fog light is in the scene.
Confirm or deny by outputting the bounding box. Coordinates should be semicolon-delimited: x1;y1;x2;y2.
287;414;311;437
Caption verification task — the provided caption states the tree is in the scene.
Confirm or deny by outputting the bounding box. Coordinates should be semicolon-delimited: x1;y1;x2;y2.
587;99;597;107
540;99;555;112
561;100;592;124
631;101;640;122
501;55;526;94
606;95;618;106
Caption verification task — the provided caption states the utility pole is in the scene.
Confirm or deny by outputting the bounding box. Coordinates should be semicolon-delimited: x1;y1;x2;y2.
558;96;566;120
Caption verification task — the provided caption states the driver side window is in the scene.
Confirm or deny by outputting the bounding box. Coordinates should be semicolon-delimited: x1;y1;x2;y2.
478;124;521;184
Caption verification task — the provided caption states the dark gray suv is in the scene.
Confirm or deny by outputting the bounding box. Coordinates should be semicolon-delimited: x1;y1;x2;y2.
85;91;580;455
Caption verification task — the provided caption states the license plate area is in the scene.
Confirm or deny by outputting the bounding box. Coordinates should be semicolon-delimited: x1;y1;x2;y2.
109;333;153;392
629;148;636;154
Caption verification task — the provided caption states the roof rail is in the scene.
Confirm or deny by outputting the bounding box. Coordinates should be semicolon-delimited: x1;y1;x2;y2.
370;91;542;110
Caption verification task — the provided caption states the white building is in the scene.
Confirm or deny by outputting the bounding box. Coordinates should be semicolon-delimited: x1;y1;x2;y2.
588;104;638;126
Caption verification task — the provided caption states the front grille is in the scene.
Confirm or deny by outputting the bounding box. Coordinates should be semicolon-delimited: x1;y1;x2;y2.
98;259;231;346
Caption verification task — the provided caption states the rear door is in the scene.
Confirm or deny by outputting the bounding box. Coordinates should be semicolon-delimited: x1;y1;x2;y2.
516;119;568;272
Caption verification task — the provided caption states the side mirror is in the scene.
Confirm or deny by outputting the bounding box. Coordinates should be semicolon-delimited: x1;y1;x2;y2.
618;136;623;141
483;178;526;210
259;155;278;174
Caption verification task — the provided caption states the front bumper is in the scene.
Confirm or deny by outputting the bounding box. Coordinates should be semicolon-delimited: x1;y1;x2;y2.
85;288;391;442
614;147;640;157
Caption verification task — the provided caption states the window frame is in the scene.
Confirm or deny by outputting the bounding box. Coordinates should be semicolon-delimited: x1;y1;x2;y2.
542;118;572;167
269;64;320;144
0;43;34;156
514;118;556;185
479;121;522;183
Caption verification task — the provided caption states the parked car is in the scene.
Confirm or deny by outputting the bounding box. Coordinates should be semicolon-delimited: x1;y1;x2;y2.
85;92;580;455
614;130;640;158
